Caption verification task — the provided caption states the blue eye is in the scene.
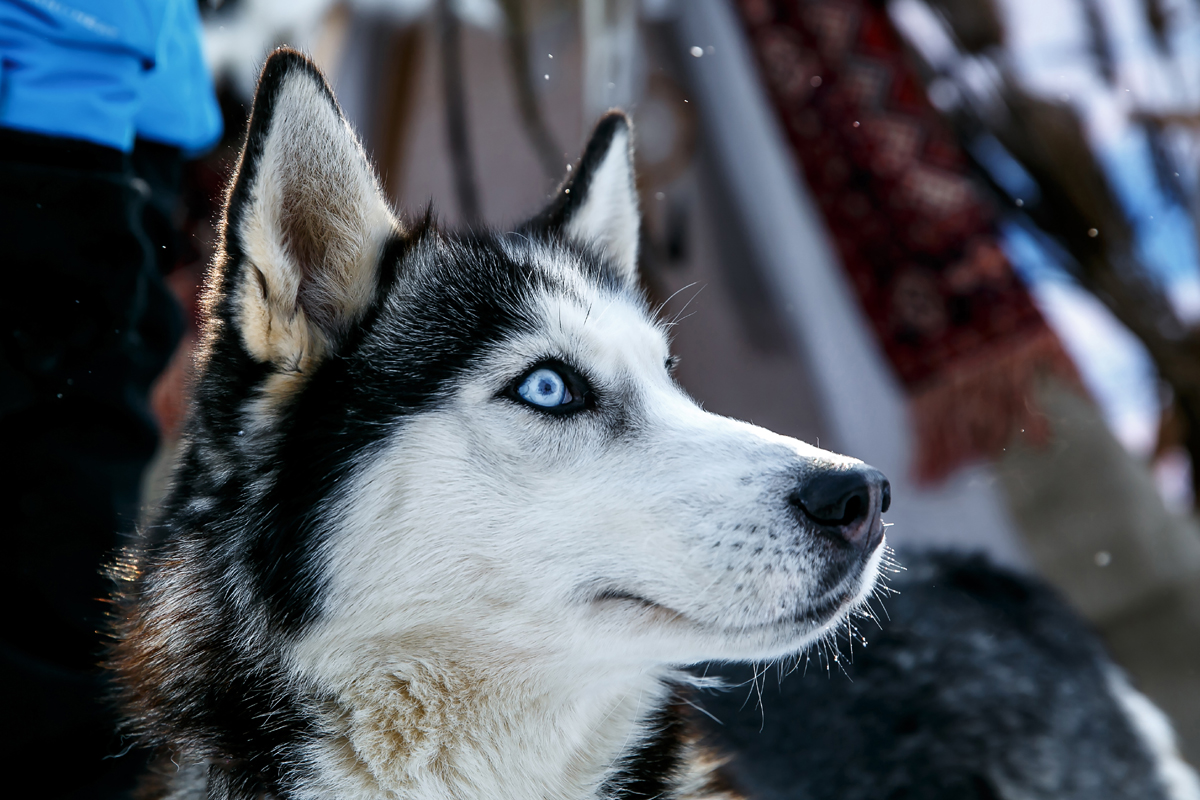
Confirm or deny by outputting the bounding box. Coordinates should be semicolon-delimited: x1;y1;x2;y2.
518;368;569;408
509;362;592;413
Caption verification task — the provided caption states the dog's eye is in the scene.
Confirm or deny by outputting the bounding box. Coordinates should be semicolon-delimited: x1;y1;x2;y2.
509;362;591;414
517;368;572;408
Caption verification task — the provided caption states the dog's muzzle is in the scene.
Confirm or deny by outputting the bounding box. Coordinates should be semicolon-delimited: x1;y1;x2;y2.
789;465;890;553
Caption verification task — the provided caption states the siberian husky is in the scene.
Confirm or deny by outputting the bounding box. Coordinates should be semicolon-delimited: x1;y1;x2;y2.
110;49;890;800
110;47;1200;800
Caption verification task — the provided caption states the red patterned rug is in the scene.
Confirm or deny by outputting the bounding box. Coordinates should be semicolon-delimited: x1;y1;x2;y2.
737;0;1080;481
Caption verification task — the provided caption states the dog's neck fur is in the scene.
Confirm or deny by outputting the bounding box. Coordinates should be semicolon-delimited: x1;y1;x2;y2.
300;658;681;800
119;536;726;800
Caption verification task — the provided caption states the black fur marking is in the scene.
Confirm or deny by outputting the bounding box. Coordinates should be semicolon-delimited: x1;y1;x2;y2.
242;232;423;633
602;692;689;800
225;222;566;633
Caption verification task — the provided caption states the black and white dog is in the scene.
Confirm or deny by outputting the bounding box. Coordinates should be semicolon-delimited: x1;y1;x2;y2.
110;49;1198;800
111;49;889;800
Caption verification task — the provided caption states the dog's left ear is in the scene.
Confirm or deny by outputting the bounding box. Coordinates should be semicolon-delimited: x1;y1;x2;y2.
529;112;640;284
220;49;397;372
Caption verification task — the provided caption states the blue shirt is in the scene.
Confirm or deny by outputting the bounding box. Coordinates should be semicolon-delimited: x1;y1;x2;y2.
0;0;222;154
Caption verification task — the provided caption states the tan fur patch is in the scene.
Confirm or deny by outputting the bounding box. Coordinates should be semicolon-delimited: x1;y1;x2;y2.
235;270;328;370
302;651;676;800
674;739;745;800
332;662;485;792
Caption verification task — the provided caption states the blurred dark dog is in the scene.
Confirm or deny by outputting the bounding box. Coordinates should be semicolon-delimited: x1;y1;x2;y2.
699;551;1200;800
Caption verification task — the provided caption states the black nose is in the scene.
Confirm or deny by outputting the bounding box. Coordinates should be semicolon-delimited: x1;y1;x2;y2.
790;465;890;550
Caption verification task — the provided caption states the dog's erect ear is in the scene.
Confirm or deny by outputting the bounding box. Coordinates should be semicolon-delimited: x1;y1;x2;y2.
530;112;640;284
221;49;396;371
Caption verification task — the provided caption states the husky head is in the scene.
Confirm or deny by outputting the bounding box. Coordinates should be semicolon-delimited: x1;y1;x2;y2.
202;46;890;668
117;49;890;798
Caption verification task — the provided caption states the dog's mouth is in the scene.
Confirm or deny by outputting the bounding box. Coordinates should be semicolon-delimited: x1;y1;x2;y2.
787;544;887;632
790;588;857;630
591;588;675;613
589;574;867;634
589;588;696;628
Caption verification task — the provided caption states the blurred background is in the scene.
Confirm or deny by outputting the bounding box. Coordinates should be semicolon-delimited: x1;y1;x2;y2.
136;0;1200;772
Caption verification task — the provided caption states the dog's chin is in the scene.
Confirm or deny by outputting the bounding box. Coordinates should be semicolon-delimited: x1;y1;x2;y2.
749;537;889;656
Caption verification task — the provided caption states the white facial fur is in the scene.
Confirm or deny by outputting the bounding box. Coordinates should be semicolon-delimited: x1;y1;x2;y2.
1105;668;1200;800
296;246;880;662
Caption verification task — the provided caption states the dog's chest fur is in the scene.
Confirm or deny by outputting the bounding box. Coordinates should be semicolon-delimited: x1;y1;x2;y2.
304;671;738;800
119;535;738;800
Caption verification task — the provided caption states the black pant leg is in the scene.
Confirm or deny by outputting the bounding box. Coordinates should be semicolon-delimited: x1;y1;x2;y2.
0;130;182;799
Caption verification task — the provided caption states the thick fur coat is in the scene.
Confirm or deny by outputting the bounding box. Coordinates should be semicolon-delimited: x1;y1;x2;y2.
110;47;1198;800
110;50;889;800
